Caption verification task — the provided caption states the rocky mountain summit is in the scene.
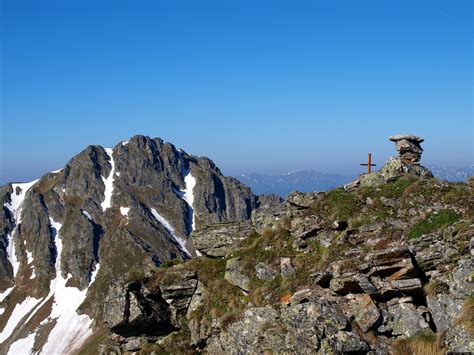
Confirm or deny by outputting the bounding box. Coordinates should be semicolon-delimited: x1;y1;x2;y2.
0;135;257;354
0;134;472;354
344;135;433;192
92;134;472;355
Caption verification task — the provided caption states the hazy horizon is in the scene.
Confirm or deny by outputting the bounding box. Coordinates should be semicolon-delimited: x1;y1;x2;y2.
1;0;472;184
1;131;473;185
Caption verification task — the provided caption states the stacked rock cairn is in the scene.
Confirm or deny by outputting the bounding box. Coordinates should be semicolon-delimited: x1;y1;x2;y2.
388;134;424;165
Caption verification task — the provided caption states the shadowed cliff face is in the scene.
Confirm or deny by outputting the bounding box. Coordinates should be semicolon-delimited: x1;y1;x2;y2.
0;134;256;354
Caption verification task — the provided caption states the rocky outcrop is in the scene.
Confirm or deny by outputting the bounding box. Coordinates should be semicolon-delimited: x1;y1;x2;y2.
345;134;433;191
206;292;370;354
100;169;472;354
224;258;250;292
105;280;175;337
192;221;254;257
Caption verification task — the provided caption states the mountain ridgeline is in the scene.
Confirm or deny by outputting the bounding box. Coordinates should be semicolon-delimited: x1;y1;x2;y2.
0;134;472;354
0;135;256;354
238;166;474;197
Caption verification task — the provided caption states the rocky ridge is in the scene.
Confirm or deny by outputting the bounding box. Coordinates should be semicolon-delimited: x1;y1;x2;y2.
0;134;472;354
90;135;473;354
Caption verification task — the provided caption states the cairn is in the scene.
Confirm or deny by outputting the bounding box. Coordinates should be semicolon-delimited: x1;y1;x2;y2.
388;134;424;165
344;133;432;191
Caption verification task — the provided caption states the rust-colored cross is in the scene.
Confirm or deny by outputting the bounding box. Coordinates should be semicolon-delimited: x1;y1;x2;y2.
360;153;376;174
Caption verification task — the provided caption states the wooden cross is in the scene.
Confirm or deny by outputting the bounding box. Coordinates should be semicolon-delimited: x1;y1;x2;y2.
360;153;376;174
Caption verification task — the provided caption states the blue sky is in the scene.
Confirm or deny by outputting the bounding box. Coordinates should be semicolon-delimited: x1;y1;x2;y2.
1;0;472;183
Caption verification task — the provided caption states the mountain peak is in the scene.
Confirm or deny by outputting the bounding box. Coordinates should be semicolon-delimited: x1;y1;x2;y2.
0;135;256;353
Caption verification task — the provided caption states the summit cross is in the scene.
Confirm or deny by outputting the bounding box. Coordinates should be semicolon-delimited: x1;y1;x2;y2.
360;153;376;174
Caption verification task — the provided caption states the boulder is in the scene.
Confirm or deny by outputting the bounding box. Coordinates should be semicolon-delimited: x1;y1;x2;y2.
105;280;175;337
255;262;277;281
280;257;296;278
192;221;254;258
159;269;198;314
329;273;377;295
350;294;380;332
379;297;430;337
224;258;251;292
286;191;323;208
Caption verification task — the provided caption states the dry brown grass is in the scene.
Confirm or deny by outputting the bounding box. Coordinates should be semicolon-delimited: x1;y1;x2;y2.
278;216;291;231
261;228;274;238
423;280;449;297
219;310;241;330
373;238;392;250
390;332;446;355
457;296;474;336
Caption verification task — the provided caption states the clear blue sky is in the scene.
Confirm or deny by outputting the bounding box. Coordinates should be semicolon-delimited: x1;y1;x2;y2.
1;0;472;184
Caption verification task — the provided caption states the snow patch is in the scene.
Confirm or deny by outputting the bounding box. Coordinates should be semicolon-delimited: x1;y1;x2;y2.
26;250;34;264
120;207;130;216
0;296;41;343
90;264;100;285
150;208;190;256
177;149;197;232
8;331;36;355
81;210;93;221
182;173;196;231
121;140;129;146
1;183;93;353
0;286;13;303
100;148;116;211
38;217;93;354
5;180;39;218
28;250;37;279
4;179;39;278
51;168;63;174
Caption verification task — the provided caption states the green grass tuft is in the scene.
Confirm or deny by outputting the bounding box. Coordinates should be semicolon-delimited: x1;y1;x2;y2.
408;209;460;239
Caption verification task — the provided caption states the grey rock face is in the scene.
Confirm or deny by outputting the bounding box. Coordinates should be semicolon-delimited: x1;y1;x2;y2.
224;258;251;292
381;297;430;336
280;257;296;278
106;280;175;337
255;262;277;281
159;269;198;316
191;159;256;228
379;157;433;180
205;294;369;354
250;194;287;233
16;188;57;290
349;294;380;332
0;186;14;290
286;191;323;208
425;258;474;352
192;221;254;257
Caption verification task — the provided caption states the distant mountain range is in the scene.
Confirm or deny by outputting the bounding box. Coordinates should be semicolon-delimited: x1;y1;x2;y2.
237;164;473;196
428;164;474;183
237;170;354;196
